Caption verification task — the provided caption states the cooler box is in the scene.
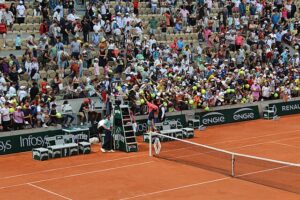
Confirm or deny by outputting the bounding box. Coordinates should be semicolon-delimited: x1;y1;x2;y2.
182;128;194;138
79;142;91;154
32;148;49;161
188;119;200;129
263;106;277;120
127;143;138;152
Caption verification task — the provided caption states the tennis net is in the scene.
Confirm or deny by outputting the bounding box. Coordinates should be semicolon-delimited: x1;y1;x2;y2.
148;132;300;194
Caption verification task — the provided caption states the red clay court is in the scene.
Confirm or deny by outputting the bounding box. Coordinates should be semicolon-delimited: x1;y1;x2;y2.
0;114;300;200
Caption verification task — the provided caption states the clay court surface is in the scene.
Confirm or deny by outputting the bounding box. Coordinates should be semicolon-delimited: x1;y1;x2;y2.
0;115;300;200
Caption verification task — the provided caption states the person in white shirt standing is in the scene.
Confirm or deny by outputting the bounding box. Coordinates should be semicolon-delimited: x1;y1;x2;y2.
262;82;271;101
1;102;10;131
53;8;61;22
16;1;26;24
0;73;7;96
3;8;14;29
6;82;17;99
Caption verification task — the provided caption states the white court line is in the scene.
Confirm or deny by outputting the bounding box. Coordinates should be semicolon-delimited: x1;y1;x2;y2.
227;135;300;150
0;154;147;180
0;161;153;190
120;165;298;200
27;183;72;200
203;129;300;146
271;142;300;149
119;177;231;200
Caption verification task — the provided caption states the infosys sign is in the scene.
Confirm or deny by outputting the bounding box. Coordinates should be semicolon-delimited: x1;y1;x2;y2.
197;106;260;126
0;130;63;155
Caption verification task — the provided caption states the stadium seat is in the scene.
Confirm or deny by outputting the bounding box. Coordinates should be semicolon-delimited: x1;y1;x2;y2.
33;23;40;32
39;70;47;79
33;17;41;24
90;75;96;80
89;67;94;76
12;23;20;33
6;40;14;49
27;24;35;32
47;70;56;78
26;16;33;24
27;9;34;16
64;68;71;76
19;80;28;87
22;73;30;81
83;68;89;76
19;24;27;33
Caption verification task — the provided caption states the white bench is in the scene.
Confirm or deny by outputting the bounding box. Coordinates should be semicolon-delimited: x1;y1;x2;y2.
143;121;195;142
45;135;79;158
155;121;183;141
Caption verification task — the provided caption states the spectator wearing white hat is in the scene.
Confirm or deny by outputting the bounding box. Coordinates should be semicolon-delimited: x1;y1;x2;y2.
16;1;26;24
18;85;27;102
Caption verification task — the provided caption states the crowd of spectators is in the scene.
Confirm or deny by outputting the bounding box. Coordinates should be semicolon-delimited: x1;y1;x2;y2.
0;0;299;131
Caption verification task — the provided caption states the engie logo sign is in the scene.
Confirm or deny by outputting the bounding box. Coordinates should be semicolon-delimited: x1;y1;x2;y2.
201;112;225;125
198;106;259;126
233;108;255;121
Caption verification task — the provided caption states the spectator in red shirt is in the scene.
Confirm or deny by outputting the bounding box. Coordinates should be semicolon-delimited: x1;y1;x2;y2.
0;19;7;48
235;33;244;50
41;78;48;94
133;0;139;15
39;20;49;35
145;98;158;132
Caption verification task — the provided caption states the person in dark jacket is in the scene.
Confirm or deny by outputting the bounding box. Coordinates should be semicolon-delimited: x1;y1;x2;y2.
30;82;39;102
81;17;91;43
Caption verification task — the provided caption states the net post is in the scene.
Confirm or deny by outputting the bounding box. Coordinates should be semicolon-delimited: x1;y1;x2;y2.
149;132;152;157
231;154;235;177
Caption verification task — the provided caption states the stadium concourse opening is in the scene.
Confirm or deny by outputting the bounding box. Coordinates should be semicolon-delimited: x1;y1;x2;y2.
0;114;300;199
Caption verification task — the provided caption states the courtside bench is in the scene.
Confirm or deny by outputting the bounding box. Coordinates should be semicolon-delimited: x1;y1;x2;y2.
46;135;79;158
32;134;91;161
143;121;194;143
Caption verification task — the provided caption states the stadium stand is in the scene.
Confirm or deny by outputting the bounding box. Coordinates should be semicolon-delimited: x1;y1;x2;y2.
0;0;298;132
